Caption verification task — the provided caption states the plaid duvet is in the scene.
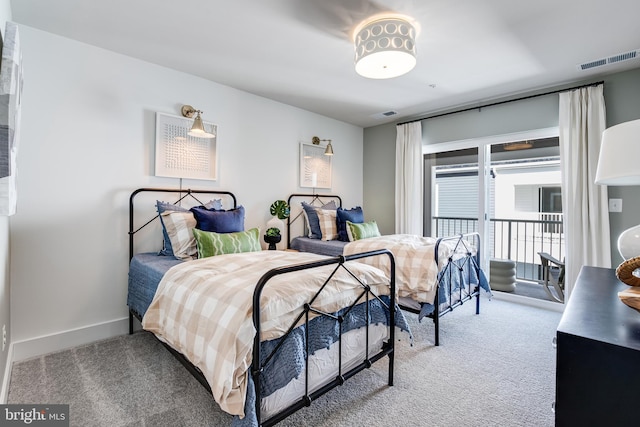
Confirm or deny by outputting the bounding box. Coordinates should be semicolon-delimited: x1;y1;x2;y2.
142;250;390;418
343;234;460;304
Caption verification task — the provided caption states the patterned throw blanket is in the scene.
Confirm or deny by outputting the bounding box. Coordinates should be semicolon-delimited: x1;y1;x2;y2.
343;234;463;304
142;250;391;419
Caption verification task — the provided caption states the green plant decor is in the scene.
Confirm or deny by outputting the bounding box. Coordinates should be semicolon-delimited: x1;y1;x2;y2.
269;200;290;220
266;227;281;237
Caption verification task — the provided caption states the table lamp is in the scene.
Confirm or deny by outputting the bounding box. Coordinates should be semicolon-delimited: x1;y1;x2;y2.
595;118;640;309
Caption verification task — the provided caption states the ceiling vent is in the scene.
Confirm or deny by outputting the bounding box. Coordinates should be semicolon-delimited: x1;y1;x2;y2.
370;110;398;120
577;49;639;71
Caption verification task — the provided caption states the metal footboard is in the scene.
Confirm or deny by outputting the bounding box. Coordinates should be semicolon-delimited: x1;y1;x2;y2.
252;249;396;426
400;232;483;346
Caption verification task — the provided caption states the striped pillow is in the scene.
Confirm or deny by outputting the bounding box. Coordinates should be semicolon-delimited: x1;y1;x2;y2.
161;211;198;260
301;201;337;239
317;208;338;241
193;227;262;258
157;199;223;256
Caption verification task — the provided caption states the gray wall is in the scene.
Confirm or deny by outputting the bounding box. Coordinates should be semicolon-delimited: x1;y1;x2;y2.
363;67;640;267
363;124;396;234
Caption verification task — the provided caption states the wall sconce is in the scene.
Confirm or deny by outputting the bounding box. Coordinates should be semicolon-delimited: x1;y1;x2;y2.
181;105;216;138
312;136;334;156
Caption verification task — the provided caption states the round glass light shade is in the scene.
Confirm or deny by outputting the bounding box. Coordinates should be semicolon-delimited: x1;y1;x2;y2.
618;224;640;260
354;17;417;79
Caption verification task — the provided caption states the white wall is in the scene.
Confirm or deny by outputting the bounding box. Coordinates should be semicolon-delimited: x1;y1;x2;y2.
9;25;364;359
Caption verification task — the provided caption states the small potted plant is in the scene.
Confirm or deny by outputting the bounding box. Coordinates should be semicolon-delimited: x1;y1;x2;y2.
264;227;282;250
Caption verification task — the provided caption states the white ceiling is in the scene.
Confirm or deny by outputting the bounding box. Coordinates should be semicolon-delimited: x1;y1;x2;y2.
10;0;640;128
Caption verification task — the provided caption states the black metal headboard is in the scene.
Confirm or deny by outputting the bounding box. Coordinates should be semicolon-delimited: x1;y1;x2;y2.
286;193;342;248
128;187;237;261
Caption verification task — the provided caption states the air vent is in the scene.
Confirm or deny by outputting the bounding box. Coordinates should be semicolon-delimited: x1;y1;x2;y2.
608;51;637;64
370;110;398;120
579;59;607;70
577;49;639;71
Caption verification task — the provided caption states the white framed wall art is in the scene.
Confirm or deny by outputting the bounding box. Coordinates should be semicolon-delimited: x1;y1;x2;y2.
0;22;23;216
154;112;218;181
300;142;332;189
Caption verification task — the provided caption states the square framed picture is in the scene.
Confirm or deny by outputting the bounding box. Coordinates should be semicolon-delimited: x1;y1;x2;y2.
154;112;218;181
0;22;23;216
300;143;331;189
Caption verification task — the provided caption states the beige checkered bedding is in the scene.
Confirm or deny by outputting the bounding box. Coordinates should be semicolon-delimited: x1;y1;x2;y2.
142;250;390;418
343;234;460;304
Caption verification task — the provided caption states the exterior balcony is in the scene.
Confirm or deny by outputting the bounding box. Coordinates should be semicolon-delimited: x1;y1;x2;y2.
433;214;565;303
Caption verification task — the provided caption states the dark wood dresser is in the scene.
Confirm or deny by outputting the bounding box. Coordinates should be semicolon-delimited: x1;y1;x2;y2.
555;266;640;426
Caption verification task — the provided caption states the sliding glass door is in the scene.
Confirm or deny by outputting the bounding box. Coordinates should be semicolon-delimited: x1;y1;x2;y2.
425;145;491;273
423;129;562;300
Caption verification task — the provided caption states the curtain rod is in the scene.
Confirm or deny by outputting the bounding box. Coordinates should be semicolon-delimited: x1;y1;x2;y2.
397;80;604;126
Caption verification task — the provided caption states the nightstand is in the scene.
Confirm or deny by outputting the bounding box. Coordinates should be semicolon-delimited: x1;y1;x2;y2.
555;266;640;426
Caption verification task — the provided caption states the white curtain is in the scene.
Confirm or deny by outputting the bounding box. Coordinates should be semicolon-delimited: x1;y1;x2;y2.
558;84;611;299
395;122;423;235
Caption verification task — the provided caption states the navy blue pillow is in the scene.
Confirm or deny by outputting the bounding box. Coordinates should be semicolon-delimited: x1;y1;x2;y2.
336;206;364;241
302;201;337;239
191;205;245;233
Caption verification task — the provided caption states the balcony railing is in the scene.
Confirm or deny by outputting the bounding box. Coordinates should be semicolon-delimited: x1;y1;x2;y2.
433;215;564;282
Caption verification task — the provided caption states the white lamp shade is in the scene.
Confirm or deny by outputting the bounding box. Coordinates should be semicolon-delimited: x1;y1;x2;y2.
595;118;640;185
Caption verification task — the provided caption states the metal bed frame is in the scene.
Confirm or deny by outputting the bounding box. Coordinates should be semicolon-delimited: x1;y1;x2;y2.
128;188;397;426
286;193;483;346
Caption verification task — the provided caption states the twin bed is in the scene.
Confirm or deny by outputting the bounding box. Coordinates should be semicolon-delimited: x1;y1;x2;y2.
127;188;405;427
127;188;489;427
287;193;490;347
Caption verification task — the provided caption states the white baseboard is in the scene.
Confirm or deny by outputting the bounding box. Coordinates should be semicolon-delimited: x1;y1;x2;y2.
492;291;565;313
11;317;130;363
0;342;14;403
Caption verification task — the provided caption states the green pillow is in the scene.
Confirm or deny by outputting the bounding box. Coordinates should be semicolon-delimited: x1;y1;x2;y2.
193;227;261;258
346;220;381;241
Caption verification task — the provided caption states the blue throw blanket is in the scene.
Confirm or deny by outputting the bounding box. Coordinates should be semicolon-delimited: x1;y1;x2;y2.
419;259;491;320
233;296;410;427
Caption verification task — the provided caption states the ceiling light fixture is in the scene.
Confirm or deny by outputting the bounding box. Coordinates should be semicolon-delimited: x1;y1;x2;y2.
353;14;418;79
181;105;216;138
